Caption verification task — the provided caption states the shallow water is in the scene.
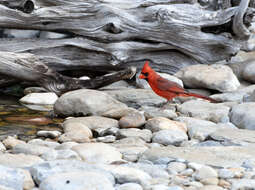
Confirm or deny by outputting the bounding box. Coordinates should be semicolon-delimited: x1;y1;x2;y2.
0;94;62;141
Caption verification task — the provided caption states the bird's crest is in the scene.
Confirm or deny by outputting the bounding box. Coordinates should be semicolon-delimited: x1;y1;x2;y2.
141;61;152;73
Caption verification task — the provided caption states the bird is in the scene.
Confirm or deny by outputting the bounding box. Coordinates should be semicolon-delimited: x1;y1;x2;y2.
139;61;218;103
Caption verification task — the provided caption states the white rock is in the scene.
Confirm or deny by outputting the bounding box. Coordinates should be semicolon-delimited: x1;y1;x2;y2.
54;89;127;117
72;143;122;164
152;129;188;146
175;64;240;92
2;136;26;149
230;103;255;130
12;143;53;156
167;162;187;174
0;153;43;168
0;142;6;151
20;93;58;105
116;128;152;142
115;183;143;190
146;117;187;133
194;165;218;185
177;100;230;123
28;139;60;149
39;171;114;190
37;130;61;139
97;135;116;143
230;179;255;190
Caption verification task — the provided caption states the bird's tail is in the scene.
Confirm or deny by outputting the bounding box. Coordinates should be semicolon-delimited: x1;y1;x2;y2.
183;92;219;103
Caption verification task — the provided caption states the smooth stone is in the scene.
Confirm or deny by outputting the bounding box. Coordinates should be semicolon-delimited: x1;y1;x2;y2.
152;129;188;146
141;106;177;119
175;117;217;141
167;162;187;174
28;139;60;149
29;160;114;185
0;185;15;190
230;103;255;130
209;128;255;145
22;169;35;190
12;143;53;156
116;128;152;142
119;112;146;128
199;185;223;190
39;171;114;190
100;80;132;90
54;89;127;117
218;168;235;179
115;183;143;190
177;100;230;123
103;165;152;187
72;143;122;164
175;64;240;92
242;61;255;83
180;168;194;176
59;119;92;143
63;116;118;131
0;153;43;168
146;117;187;133
55;142;79;150
20;93;58;105
36;130;61;139
230;179;255;190
243;90;255;102
41;149;81;161
97;135;116;143
102;107;138;119
140;146;255;168
105;89;165;107
0;165;26;190
194;165;218;185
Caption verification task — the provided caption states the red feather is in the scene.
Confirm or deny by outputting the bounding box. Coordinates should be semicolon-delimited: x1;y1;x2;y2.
139;61;218;103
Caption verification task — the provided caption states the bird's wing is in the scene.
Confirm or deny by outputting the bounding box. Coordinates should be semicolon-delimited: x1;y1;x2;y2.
156;77;187;94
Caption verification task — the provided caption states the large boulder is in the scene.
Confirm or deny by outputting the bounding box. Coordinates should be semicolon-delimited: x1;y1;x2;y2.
175;64;240;92
54;89;127;117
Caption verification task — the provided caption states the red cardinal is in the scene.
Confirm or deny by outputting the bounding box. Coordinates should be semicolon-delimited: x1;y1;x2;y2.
139;61;218;103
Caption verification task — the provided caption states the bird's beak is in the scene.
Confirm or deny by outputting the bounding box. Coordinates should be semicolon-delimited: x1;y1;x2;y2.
139;73;145;79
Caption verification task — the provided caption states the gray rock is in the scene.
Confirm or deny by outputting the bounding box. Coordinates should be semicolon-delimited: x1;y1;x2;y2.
36;130;61;139
0;153;43;168
105;89;165;107
63;116;118;131
100;80;132;90
243;90;255;102
39;171;114;190
59;118;93;143
97;127;119;137
28;139;60;149
29;160;114;185
54;89;127;117
12;143;53;156
152;129;188;146
218;168;235;179
230;179;255;190
175;64;240;92
140;146;255;168
193;165;218;185
230;103;255;130
167;162;187;174
0;165;26;190
20;93;58;105
97;135;116;143
102;107;138;119
119;112;146;128
115;183;143;190
209;128;255;146
72;143;122;164
175;117;217;141
141;106;177;119
117;128;152;142
242;61;255;83
103;165;152;187
177;100;230;123
146;117;187;133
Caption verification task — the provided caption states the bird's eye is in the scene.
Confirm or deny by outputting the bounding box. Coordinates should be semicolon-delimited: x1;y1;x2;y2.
142;72;149;77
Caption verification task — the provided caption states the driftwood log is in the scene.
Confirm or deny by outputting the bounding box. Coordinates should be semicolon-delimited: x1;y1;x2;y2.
0;0;254;94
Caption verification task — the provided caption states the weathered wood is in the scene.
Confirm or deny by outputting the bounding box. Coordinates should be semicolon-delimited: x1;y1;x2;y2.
0;0;253;71
0;51;136;94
